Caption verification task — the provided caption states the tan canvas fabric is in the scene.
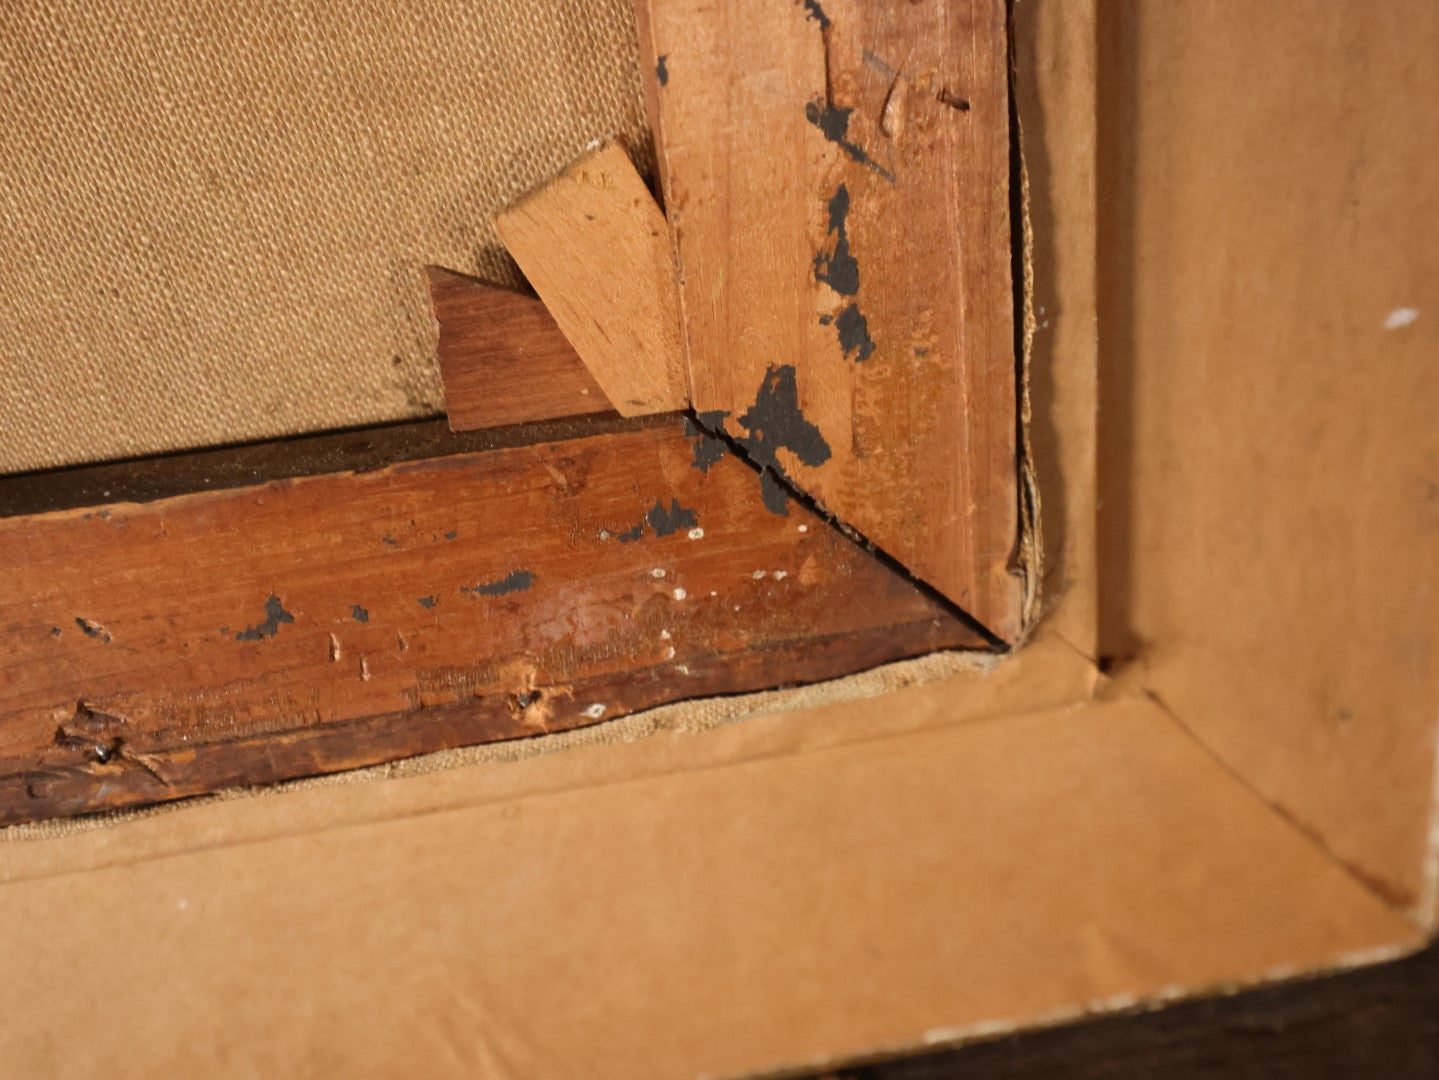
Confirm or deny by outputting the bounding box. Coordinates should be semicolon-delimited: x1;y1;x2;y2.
0;0;648;473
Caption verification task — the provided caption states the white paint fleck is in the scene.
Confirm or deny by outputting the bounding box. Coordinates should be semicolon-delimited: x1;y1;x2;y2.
676;664;692;674
650;568;667;579
672;587;687;601
663;646;676;659
598;529;611;540
752;570;767;579
581;703;606;719
659;629;672;640
773;570;788;580
797;524;809;533
1385;307;1420;330
687;527;705;540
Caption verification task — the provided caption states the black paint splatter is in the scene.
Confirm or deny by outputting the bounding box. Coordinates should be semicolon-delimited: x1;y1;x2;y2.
813;184;860;296
683;410;730;472
466;569;534;597
813;186;875;360
381;535;399;547
802;0;830;30
759;470;790;516
417;596;437;609
351;604;369;623
616;496;700;542
803;102;896;183
656;54;669;85
646;498;698;537
835;303;875;361
235;595;294;641
49;626;62;638
736;364;832;473
443;530;458;541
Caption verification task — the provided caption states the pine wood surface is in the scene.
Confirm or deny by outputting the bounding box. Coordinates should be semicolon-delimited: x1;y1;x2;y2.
634;0;1022;640
495;142;688;416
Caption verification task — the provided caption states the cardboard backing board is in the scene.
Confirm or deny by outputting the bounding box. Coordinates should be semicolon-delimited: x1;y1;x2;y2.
0;697;1416;1078
1095;0;1439;919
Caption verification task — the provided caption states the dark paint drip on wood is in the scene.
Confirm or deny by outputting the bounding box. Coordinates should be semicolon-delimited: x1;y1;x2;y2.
465;569;534;597
759;470;790;516
803;101;896;183
235;595;294;641
814;184;860;296
683;411;730;472
802;0;830;31
834;302;875;361
736;364;832;472
645;498;699;536
813;185;875;361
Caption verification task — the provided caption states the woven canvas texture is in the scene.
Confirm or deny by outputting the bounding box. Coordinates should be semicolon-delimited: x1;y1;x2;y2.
0;0;649;473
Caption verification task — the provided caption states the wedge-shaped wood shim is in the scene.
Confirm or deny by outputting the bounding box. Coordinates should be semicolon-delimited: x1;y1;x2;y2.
494;142;687;416
0;419;985;825
424;266;613;430
635;0;1022;640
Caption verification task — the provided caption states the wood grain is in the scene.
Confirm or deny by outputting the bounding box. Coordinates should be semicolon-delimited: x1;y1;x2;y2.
494;142;688;415
424;266;614;430
634;0;1022;640
0;420;986;825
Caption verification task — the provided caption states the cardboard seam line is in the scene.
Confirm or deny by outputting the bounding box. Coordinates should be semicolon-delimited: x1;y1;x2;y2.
1135;682;1435;933
750;938;1425;1080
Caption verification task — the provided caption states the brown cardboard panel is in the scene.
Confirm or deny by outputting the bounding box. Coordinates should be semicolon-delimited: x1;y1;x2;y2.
0;697;1417;1078
1097;1;1439;913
